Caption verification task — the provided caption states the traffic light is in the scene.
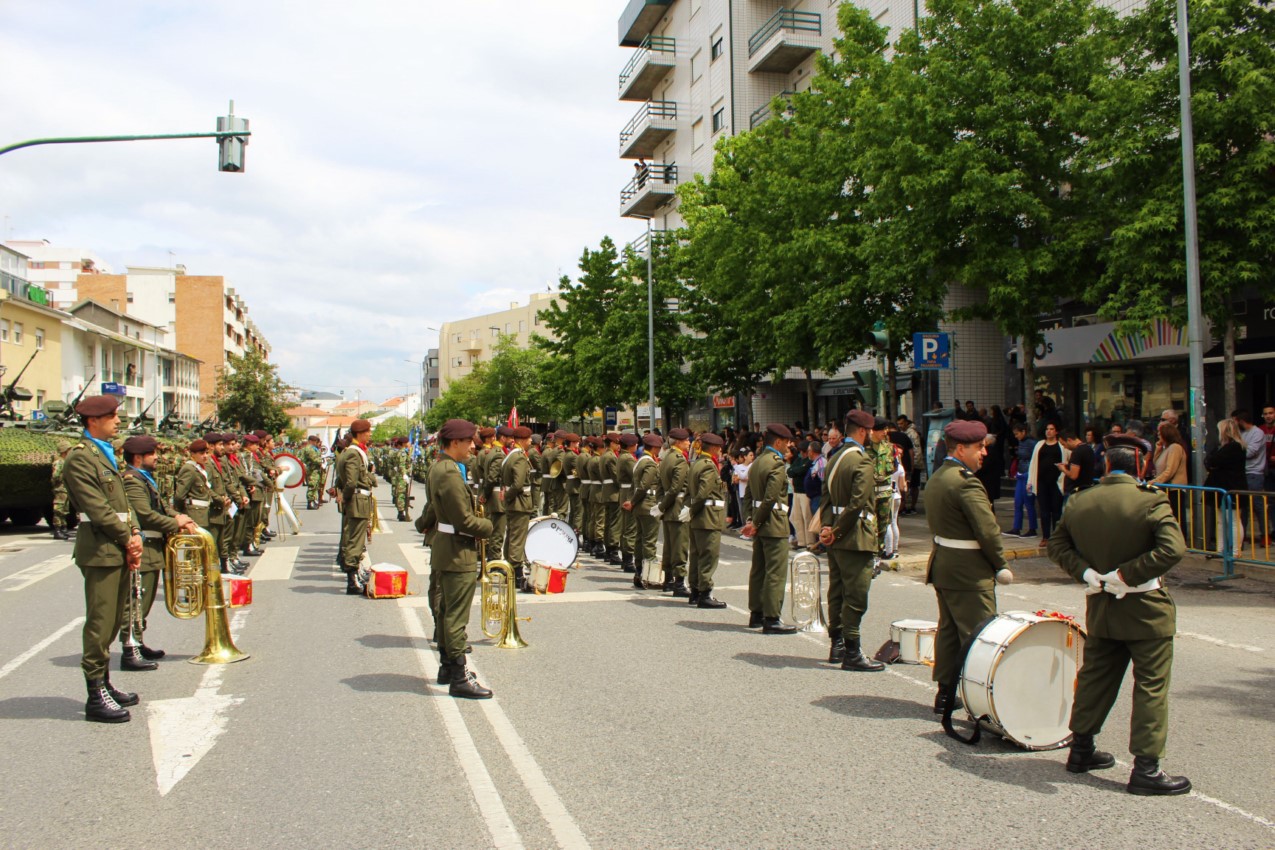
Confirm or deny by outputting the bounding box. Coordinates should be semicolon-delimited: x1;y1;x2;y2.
217;104;249;173
853;369;880;404
867;321;888;350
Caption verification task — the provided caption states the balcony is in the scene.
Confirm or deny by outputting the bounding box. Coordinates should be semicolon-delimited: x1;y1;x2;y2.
620;163;678;219
460;336;483;353
619;0;673;47
748;10;822;74
619;35;676;101
749;91;795;130
619;100;678;159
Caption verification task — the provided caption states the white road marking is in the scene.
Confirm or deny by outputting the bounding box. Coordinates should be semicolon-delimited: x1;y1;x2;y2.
400;607;523;849
248;546;298;581
0;616;84;683
0;553;74;592
1178;631;1264;653
469;656;591;850
146;609;250;796
398;542;432;576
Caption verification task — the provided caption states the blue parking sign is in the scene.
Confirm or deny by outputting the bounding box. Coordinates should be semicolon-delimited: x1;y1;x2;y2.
913;333;951;369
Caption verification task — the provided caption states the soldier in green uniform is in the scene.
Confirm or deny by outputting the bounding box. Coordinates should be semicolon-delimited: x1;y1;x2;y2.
817;410;884;669
562;433;582;533
50;445;72;540
542;431;566;517
528;433;544;515
474;427;494;502
481;427;509;562
240;434;267;558
925;419;1012;715
869;417;898;559
335;418;378;594
417;419;494;699
743;424;797;633
119;434;198;670
61;395;145;723
600;433;623;565
203;434;239;574
617;433;638;572
656;428;692;596
223;435;252;569
388;436;412;521
153;442;176;510
502;425;536;592
687;431;728;608
1048;433;1191;796
630;434;662;589
579;438;598;556
300;435;324;509
174;438;215;538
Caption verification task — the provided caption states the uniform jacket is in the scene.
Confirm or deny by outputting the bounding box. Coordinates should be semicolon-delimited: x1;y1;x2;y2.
542;446;563;494
335;443;377;520
631;454;660;512
63;438;137;568
817;442;875;551
585;453;603;504
502;446;534;514
244;451;267;503
924;458;1007;590
600;450;620;502
745;448;789;538
1047;475;1184;640
483;443;507;514
205;456;232;526
123;469;181;572
174;460;214;529
657;448;690;518
425;455;493;572
562;449;580;494
618;452;636;504
688;452;727;531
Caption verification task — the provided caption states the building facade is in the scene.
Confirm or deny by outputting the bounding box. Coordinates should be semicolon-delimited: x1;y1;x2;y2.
4;239;112;308
0;288;65;419
437;293;559;393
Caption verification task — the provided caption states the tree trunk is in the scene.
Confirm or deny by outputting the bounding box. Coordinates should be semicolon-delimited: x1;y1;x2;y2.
803;368;816;431
1022;341;1037;434
887;355;899;419
1223;317;1237;419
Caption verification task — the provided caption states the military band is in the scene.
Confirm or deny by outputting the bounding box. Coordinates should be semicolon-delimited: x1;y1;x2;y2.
742;423;796;633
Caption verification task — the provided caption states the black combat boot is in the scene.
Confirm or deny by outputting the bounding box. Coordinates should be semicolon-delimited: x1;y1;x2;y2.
139;643;165;661
52;527;71;541
103;672;138;707
437;657;459;686
1127;756;1192;796
621;553;635;573
840;638;885;672
345;570;364;596
632;556;645;589
397;510;409;522
220;558;231;574
828;635;846;664
933;683;963;716
449;661;493;700
517;567;534;594
1066;734;1116;773
697;592;727;609
687;589;701;606
85;679;130;723
261;529;276;540
671;577;691;598
661;573;675;592
747;611;764;629
120;644;158;672
762;617;798;635
241;545;263;557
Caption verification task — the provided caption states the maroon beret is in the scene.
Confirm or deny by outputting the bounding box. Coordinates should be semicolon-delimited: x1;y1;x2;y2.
620;433;639;447
349;419;372;434
252;429;268;440
554;429;568;440
641;433;663;448
944;420;988;443
601;432;619;444
699;432;725;447
75;395;120;418
564;432;580;443
439;419;478;441
244;433;261;444
668;428;691;441
765;423;794;440
845;410;875;430
511;425;532;439
873;417;892;431
121;434;158;455
478;427;495;440
188;439;208;453
205;432;225;444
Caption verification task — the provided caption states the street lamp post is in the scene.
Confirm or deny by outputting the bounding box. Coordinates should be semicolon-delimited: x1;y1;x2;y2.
489;327;503;412
634;216;657;433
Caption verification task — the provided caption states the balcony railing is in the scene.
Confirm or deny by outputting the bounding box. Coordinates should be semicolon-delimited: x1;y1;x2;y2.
619;100;678;158
620;163;678;219
749;91;795;130
619;35;676;101
748;10;822;74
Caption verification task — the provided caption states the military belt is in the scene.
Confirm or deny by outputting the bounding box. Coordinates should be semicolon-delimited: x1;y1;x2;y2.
356;488;371;496
705;499;726;507
435;523;472;537
753;500;788;513
602;479;614;484
620;484;633;489
934;535;980;550
874;484;893;494
188;499;211;508
1120;577;1162;594
141;530;165;541
79;511;130;525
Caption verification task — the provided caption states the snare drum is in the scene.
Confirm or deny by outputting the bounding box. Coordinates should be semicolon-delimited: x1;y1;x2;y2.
890;619;936;665
525;516;578;570
959;611;1086;750
531;561;570;594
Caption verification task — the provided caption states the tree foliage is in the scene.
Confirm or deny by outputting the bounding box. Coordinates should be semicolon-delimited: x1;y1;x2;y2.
211;348;293;433
371;415;413;442
423;335;563;430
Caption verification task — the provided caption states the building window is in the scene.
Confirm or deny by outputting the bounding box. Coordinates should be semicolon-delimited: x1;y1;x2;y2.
0;319;8;342
34;328;44;350
692;118;705;150
711;36;724;61
519;320;526;333
12;322;22;344
491;327;500;338
36;390;45;408
126;291;134;303
167;292;176;304
690;50;702;82
712;106;726;134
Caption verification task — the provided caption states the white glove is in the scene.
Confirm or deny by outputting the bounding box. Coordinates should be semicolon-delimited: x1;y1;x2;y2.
649;505;663;519
402;474;409;482
677;506;690;523
1099;570;1129;599
995;568;1013;585
1081;568;1104;595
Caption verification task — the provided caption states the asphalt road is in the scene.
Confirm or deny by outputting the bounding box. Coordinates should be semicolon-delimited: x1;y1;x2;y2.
1;494;1273;849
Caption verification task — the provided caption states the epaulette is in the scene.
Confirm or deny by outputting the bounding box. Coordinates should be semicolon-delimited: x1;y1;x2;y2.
847;445;864;454
1137;481;1159;493
959;468;975;478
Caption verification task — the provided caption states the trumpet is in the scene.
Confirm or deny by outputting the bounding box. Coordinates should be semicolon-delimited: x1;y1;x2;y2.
122;567;145;649
476;501;528;649
788;551;828;635
164;528;249;664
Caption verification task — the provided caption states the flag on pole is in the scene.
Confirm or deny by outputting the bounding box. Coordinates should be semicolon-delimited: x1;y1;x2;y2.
507;406;519;428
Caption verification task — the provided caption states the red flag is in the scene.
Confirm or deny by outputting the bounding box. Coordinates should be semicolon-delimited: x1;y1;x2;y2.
507;406;519;428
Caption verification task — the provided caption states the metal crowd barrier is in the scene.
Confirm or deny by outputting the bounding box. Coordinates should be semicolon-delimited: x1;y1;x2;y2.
1152;484;1272;582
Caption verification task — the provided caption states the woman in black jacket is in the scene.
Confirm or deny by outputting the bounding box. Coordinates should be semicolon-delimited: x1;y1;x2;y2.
1203;419;1247;550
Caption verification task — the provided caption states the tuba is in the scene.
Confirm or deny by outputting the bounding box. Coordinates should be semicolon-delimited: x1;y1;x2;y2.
788;551;828;635
164;528;250;664
548;458;564;478
476;502;528;649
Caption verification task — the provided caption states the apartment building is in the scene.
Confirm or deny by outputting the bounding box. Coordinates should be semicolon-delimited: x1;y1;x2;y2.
75;266;270;419
4;239;111;308
437;292;560;393
0;287;65;419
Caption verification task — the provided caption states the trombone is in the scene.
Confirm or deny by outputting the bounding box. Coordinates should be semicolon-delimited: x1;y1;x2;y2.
476;501;528;649
164;528;249;664
788;551;828;635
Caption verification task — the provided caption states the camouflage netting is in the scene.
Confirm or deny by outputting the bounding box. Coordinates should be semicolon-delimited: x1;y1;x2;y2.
0;428;74;508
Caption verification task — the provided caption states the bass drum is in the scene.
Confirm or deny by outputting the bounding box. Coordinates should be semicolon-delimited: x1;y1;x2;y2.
959;611;1086;751
274;452;305;489
525;516;578;569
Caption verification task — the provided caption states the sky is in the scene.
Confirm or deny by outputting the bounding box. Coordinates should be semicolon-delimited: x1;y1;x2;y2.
0;0;643;402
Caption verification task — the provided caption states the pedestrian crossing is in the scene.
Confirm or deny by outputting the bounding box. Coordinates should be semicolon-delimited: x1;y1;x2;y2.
0;553;74;592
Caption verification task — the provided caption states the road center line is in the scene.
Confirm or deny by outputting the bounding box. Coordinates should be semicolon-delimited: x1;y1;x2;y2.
0;616;85;683
1;553;74;592
400;607;523;850
1177;631;1264;653
249;547;298;581
467;656;592;850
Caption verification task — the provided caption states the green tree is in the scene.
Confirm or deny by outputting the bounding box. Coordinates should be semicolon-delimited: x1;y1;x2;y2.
482;334;562;423
1085;0;1275;413
211;348;293;433
424;366;491;431
371;415;413;442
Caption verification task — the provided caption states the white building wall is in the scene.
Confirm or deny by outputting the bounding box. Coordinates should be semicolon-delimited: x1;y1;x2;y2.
3;240;111;307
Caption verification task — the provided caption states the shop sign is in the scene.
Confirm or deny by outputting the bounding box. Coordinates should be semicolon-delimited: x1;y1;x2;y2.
1024;319;1193;368
711;395;735;409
